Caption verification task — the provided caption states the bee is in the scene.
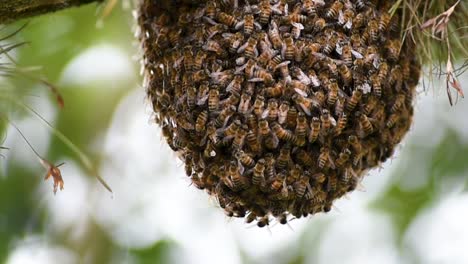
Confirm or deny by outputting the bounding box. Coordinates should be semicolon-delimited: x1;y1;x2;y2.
275;61;292;83
294;175;311;198
389;65;403;86
309;117;321;143
257;49;277;68
335;148;351;168
262;99;279;122
278;101;290;124
286;106;298;128
370;74;382;97
238;92;252;114
386;39;401;62
292;94;313;116
326;1;343;19
295;149;314;168
327;79;339;106
236;14;255;35
338;64;352;86
205;1;217;18
391;94;406;113
326;173;338;193
302;0;317;16
368;19;379;42
228;161;248;190
386;113;399;128
340;44;353;66
352;12;366;29
238;36;259;58
379;12;391;32
322;34;338;55
217;12;238;27
192;52;207;72
282;34;296;61
224;32;244;54
221;91;241;107
346;88;363;112
313;17;326;33
203;40;226;57
334;113;347;136
355;0;368;10
204;24;226;40
268;21;283;50
233;125;247;149
272;122;295;142
191;69;209;83
320;109;334;134
246;130;261;153
312;172;326;184
203;141;217;158
277;145;291;169
236;150;255;167
378;61;389;81
257;215;270;228
183;46;194;71
292;67;311;86
195;110;208;133
214;105;236;128
252;159;266;186
340;9;355;30
267;54;284;71
245;112;258;131
259;0;272;24
253;95;266;118
250;69;274;85
295;112;308;145
291;22;305;39
318;147;334;169
191;175;205;190
258;119;271;136
358;112;373;137
224;120;242;137
176;114;195;130
208;88;220;112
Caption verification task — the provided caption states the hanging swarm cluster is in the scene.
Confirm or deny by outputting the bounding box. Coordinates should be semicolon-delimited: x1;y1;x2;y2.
138;0;421;227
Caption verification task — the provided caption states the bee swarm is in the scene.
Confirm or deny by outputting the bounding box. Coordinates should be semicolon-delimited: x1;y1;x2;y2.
138;0;420;227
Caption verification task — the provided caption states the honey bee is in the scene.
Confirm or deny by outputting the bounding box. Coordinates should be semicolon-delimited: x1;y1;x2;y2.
386;113;399;128
208;88;220;112
268;21;283;50
246;130;261;153
238;36;259;58
335;148;351;168
322;34;338;55
286;106;298;128
257;215;270;228
296;149;314;167
338;64;352;86
217;12;238;27
282;34;296;61
318;147;334;169
236;14;255;35
326;1;343;19
236;150;255;167
262;99;279;122
221;91;241;107
224;32;244;54
191;175;206;190
271;122;294;142
195;110;208;133
259;0;272;24
352;12;366;29
204;24;226;40
257;49;277;68
233;125;247;149
238;92;252;114
370;74;382;97
334;113;347;136
389;65;402;86
250;69;274;85
302;0;317;16
346;88;363;112
253;95;266;118
295;112;308;145
267;54;284;71
264;132;279;150
294;175;312;198
275;61;292;83
191;69;209;83
291;67;311;86
379;12;391;32
252;158;266;186
203;40;226;57
224;119;242;137
391;94;406;113
278;101;290;124
358;112;373;137
229;161;248;190
386;39;401;62
320;109;334;134
264;83;283;99
214;105;236;128
309;117;321;143
277;145;291;169
355;0;368;10
339;9;354;30
378;61;389;81
327;79;339;106
291;22;305;39
340;44;353;66
205;1;217;18
313;17;326;33
258;119;271;136
292;94;315;116
368;19;379;42
183;46;194;71
312;172;326;184
326;173;338;193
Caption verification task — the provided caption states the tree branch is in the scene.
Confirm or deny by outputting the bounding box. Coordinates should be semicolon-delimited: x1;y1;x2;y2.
0;0;104;25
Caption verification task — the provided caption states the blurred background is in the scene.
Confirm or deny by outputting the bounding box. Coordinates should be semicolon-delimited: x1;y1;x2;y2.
1;2;468;264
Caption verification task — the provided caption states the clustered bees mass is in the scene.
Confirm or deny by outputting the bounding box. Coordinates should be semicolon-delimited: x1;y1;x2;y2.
138;0;421;227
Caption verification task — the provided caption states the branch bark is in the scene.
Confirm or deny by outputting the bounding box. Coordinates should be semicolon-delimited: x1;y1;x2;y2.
0;0;104;25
